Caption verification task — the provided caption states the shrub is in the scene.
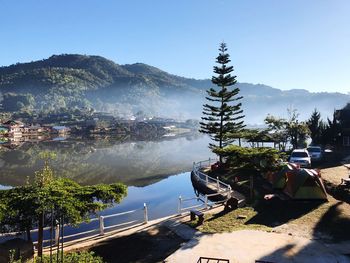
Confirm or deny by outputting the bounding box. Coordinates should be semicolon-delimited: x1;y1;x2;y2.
8;251;105;263
214;145;286;173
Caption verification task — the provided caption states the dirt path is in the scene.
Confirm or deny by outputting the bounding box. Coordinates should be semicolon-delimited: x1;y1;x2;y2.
321;165;348;185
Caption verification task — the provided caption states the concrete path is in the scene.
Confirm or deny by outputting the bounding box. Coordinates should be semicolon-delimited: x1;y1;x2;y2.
162;217;202;241
165;230;350;263
45;204;350;263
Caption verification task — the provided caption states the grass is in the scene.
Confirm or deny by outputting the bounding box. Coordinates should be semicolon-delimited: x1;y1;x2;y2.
199;165;350;241
187;207;271;233
186;199;350;242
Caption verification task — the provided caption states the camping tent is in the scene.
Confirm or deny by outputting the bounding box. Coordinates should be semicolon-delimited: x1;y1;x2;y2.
268;163;299;189
283;168;327;200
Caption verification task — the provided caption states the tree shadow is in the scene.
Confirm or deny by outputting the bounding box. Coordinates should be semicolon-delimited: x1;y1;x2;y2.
191;198;324;228
246;199;324;227
313;202;350;242
86;225;184;263
255;202;350;262
256;244;296;263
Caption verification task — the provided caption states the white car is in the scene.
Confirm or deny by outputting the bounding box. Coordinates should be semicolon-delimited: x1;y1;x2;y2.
289;149;311;168
307;146;323;162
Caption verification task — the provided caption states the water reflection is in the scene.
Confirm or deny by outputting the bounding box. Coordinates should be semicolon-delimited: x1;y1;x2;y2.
0;134;212;187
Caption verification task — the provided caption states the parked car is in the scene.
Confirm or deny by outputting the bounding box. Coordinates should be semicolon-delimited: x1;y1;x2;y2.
289;149;311;168
307;146;323;162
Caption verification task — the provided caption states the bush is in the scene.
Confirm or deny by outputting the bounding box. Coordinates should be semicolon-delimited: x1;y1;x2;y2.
214;145;286;173
9;251;104;263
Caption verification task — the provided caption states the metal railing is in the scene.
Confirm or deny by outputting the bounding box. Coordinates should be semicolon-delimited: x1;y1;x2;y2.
178;158;234;214
193;158;232;191
197;256;230;263
31;203;149;247
178;191;231;214
178;196;205;214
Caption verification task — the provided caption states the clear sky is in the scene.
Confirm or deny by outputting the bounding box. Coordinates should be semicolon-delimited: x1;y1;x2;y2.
1;0;350;93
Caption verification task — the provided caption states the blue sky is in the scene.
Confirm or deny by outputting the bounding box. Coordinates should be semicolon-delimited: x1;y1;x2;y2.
1;0;350;93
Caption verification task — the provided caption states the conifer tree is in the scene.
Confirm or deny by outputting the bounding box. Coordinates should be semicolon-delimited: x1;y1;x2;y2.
200;42;245;161
307;108;324;144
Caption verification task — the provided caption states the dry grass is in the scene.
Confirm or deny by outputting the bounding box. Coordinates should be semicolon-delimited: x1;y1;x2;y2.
193;165;350;242
187;207;271;233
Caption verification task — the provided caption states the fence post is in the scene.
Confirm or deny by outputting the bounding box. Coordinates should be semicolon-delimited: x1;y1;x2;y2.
216;177;220;191
205;195;208;209
178;195;182;214
144;203;148;224
54;224;60;245
208;157;211;167
99;216;104;236
227;186;232;199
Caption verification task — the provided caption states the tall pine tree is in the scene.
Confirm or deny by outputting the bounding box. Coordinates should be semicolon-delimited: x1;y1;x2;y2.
307;108;324;144
200;42;245;162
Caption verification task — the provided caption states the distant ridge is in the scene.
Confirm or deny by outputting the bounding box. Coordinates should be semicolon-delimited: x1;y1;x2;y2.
0;54;349;124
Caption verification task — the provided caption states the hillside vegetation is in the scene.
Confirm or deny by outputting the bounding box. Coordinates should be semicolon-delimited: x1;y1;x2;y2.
0;54;349;123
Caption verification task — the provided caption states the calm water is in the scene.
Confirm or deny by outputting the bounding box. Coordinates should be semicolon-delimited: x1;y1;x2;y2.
0;134;213;187
0;133;216;241
0;133;213;215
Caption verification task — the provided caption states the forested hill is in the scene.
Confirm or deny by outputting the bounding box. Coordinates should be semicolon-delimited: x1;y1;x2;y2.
0;54;349;124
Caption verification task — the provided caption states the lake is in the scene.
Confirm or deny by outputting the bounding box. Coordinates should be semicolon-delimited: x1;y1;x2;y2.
0;134;213;219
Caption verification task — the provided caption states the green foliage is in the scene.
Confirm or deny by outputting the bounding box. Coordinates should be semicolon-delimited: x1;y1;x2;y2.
214;145;285;173
0;202;5;225
321;113;342;146
34;152;56;187
2;93;35;112
0;152;127;256
200;43;245;158
265;109;310;149
36;251;105;263
239;129;271;142
307;109;323;144
0;178;127;229
8;250;22;263
8;251;104;263
0;112;12;123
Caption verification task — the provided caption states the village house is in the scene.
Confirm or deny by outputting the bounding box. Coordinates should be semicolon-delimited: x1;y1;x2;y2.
22;125;44;135
335;104;350;147
2;120;24;137
51;126;70;135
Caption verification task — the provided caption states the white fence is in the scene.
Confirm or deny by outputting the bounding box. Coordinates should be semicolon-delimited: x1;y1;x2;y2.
192;158;232;192
31;203;149;247
177;158;233;214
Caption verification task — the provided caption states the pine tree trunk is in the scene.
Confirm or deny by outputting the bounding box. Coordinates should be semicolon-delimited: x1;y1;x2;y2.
219;87;224;163
37;212;44;258
250;175;254;201
26;227;31;241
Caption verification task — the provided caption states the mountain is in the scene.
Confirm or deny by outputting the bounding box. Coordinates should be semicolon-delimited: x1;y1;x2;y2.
0;54;349;124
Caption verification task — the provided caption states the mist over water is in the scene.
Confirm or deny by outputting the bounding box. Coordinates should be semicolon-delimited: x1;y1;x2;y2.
0;134;213;187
